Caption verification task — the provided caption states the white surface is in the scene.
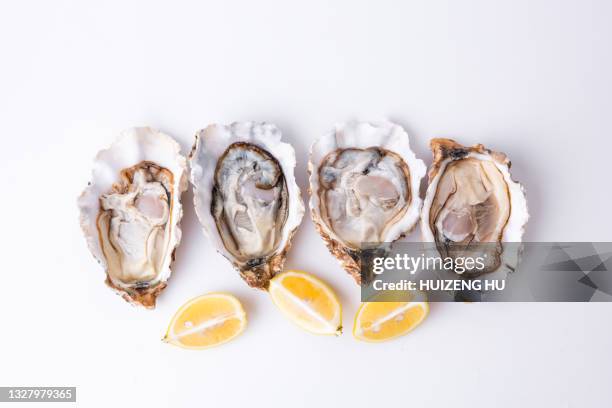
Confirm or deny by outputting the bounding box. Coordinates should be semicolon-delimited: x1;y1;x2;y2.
1;1;611;407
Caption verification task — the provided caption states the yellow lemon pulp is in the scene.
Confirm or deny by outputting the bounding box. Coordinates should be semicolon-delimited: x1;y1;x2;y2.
269;270;342;335
353;301;428;342
163;293;246;349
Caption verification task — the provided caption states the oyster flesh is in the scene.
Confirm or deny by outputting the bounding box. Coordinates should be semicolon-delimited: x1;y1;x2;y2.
189;122;304;289
421;138;528;277
309;121;426;284
78;127;188;308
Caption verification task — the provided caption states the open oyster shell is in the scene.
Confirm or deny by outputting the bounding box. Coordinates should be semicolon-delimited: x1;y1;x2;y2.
421;138;528;278
78;127;188;308
309;121;426;285
189;122;305;289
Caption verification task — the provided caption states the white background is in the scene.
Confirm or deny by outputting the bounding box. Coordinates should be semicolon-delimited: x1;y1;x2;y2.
1;1;611;407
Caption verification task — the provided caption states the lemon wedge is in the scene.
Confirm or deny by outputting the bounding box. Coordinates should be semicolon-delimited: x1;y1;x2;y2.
163;293;247;349
269;270;342;335
353;301;428;342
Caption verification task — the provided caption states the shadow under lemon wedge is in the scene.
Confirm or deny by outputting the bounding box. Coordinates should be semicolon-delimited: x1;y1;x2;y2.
163;293;247;349
353;301;429;342
268;270;342;335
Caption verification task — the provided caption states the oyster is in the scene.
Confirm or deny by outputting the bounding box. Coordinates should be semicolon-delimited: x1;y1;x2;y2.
421;138;528;277
189;122;304;289
309;121;426;284
78;127;188;308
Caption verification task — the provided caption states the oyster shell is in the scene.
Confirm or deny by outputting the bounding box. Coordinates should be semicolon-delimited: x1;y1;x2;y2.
189;122;304;289
78;127;188;308
309;121;426;285
421;138;528;277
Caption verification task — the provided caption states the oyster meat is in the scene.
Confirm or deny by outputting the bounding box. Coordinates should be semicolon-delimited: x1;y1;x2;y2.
78;128;187;308
309;121;426;284
421;138;528;277
189;122;304;289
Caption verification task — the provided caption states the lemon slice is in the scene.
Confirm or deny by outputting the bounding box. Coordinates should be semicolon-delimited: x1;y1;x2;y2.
163;293;246;349
353;301;428;342
269;270;342;335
